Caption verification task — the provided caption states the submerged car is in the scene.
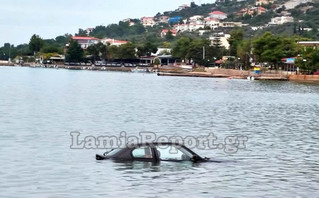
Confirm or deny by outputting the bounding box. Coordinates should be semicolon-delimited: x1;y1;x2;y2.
96;142;220;163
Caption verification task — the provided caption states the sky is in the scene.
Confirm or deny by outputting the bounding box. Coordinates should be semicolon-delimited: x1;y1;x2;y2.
0;0;214;46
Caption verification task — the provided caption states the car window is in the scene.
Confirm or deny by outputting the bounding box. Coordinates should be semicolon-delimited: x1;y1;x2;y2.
155;145;193;161
132;146;153;159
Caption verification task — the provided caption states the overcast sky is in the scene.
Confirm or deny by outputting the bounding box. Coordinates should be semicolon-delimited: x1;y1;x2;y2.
0;0;214;46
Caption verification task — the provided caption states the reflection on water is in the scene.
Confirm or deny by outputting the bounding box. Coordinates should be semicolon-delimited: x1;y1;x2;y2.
0;67;319;197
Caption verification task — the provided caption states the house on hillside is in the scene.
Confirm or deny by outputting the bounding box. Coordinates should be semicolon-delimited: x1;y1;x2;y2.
256;0;274;6
219;22;246;28
189;15;204;22
178;4;190;10
141;17;156;27
122;18;135;26
205;18;220;30
188;22;205;31
158;16;169;23
71;36;99;49
237;7;267;17
173;24;189;32
161;29;178;38
208;11;227;20
86;28;94;34
100;38;128;46
169;16;183;24
268;16;294;25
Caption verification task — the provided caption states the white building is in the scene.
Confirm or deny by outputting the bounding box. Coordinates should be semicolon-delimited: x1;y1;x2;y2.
151;48;172;56
208;11;227;20
141;17;156;27
71;36;99;49
100;38;128;46
269;16;294;25
209;33;231;49
189;15;204;22
205;18;220;30
178;4;190;10
256;0;274;6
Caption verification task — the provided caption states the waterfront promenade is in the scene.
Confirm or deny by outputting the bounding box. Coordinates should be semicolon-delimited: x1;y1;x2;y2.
2;64;319;82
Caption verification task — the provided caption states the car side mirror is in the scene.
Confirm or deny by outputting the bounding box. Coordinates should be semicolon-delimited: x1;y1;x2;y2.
191;155;200;162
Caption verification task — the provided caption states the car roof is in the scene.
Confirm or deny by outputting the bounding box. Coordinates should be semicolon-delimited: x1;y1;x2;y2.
127;142;185;147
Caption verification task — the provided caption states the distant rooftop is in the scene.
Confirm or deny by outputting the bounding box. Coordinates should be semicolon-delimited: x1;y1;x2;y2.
72;36;99;40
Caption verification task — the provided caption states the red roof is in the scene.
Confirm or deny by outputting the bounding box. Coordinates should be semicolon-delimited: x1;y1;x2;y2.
115;40;128;44
162;29;177;34
209;11;227;15
205;18;219;22
72;36;99;40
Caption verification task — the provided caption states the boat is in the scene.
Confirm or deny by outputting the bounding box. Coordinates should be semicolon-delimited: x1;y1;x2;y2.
131;67;148;73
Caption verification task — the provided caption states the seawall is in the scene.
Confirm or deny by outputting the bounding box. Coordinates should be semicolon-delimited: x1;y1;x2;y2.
289;75;319;83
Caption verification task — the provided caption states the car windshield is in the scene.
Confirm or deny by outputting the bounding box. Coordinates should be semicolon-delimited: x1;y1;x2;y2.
104;148;122;157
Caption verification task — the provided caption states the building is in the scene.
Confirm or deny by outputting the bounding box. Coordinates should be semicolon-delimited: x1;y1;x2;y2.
141;17;156;27
269;16;294;25
256;0;274;6
169;16;183;24
71;36;99;49
122;18;135;26
178;4;190;10
158;16;169;23
86;28;94;34
209;33;231;49
189;15;204;22
188;22;205;31
208;11;227;20
161;29;178;38
237;7;267;17
100;38;128;46
205;18;220;30
297;41;319;49
151;48;172;56
219;22;245;28
173;24;189;32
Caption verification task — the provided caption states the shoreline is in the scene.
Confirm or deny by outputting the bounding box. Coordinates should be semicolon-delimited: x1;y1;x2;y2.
2;64;319;83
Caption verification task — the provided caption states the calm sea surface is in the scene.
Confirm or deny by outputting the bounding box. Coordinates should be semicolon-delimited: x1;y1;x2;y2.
0;67;318;197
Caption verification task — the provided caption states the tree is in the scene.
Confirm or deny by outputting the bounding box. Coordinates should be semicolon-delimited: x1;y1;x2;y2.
188;38;211;65
29;34;44;54
172;37;192;62
55;34;72;46
190;1;198;8
97;42;107;60
253;32;284;67
76;28;88;36
165;31;174;41
65;39;84;63
228;29;244;56
154;57;161;68
87;45;99;63
237;40;253;69
296;47;319;74
137;41;158;57
118;43;136;59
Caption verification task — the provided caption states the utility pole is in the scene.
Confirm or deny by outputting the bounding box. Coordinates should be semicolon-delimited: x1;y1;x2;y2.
203;46;205;60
